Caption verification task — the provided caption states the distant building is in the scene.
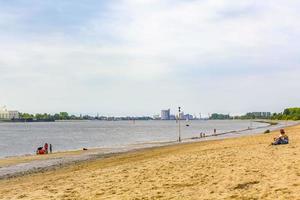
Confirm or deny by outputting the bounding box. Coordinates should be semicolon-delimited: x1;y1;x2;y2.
169;115;176;120
0;106;9;119
179;112;185;120
9;111;19;119
178;113;194;120
0;106;19;119
161;109;170;120
153;115;160;120
184;114;194;120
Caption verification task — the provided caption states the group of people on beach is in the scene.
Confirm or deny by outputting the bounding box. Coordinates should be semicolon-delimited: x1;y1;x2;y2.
199;132;206;138
199;129;216;138
36;143;53;155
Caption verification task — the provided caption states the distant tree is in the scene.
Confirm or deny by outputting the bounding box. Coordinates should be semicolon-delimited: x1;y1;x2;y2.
53;114;60;120
59;112;69;120
210;113;231;120
20;113;34;119
70;115;78;120
283;109;290;115
272;108;300;121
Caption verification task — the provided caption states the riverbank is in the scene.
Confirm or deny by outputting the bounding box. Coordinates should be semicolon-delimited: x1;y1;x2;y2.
1;124;300;199
1;120;272;158
0;120;290;179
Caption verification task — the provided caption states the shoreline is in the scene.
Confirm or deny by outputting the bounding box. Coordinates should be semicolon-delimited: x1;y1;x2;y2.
0;119;281;160
0;119;269;159
1;123;300;199
0;120;297;180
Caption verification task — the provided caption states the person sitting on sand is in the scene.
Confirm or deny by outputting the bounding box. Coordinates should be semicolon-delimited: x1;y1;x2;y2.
36;147;45;155
272;129;289;145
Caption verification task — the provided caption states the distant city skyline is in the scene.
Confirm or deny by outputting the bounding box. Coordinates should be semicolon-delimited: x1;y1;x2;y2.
0;104;277;119
1;1;300;115
0;104;289;119
0;104;277;121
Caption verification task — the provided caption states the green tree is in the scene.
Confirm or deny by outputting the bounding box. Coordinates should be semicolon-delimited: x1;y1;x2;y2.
20;113;34;119
59;112;69;120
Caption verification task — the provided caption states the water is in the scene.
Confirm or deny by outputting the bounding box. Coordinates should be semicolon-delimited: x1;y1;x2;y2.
0;120;290;158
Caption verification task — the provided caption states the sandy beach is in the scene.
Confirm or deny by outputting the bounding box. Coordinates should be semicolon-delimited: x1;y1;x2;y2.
0;124;300;199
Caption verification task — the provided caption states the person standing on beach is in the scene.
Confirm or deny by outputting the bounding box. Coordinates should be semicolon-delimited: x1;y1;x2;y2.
214;129;217;136
44;143;48;154
49;144;52;153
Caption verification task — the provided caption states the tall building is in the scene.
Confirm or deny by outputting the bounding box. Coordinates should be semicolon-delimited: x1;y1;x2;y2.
161;109;170;120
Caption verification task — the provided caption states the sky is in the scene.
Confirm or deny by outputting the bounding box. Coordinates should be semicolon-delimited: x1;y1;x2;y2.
0;0;300;117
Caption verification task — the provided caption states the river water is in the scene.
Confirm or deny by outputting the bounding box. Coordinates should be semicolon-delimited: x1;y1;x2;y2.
0;120;294;158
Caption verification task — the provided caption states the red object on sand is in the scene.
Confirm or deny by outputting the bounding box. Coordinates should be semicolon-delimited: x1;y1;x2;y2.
38;149;46;154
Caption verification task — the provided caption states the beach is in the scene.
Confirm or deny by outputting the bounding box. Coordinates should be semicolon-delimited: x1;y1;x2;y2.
1;124;300;199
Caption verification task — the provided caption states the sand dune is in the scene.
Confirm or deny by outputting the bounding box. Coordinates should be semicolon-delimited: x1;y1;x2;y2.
1;125;300;199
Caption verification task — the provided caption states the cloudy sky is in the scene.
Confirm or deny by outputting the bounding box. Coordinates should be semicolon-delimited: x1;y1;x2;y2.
0;0;300;116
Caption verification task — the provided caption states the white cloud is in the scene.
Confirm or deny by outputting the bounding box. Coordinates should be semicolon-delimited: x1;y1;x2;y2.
0;0;300;115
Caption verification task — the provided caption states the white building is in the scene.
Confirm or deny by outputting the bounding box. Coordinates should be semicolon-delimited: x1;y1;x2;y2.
0;106;19;119
0;106;9;119
9;111;19;119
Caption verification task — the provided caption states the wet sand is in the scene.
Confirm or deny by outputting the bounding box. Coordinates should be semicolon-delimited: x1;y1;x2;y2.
0;150;89;168
0;141;182;179
1;124;300;199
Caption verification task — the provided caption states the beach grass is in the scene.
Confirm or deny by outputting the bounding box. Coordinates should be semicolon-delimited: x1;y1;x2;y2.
1;124;300;199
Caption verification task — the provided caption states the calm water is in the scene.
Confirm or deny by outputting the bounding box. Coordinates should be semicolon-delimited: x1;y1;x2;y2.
0;120;271;158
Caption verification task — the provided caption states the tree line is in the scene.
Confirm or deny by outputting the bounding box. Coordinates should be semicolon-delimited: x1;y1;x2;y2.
16;107;300;121
210;107;300;120
272;108;300;120
18;112;153;121
19;112;79;121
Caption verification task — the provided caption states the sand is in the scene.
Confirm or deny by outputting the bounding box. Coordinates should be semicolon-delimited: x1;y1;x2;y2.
1;124;300;199
0;142;183;179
